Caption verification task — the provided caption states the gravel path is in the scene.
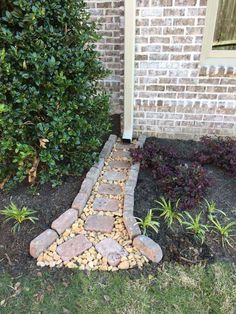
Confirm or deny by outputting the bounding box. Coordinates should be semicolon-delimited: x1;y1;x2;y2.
35;140;148;271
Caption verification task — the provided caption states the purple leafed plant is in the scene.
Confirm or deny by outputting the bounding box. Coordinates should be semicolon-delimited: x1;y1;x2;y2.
195;136;236;176
157;163;211;211
130;140;211;210
130;139;177;168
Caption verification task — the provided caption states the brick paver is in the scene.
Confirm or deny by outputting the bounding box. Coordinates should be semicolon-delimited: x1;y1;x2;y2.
116;143;136;150
133;235;163;263
84;215;115;233
51;208;78;235
30;229;58;258
98;183;122;195
93;198;120;212
95;237;128;266
57;235;92;262
103;170;126;181
109;160;130;169
113;150;130;159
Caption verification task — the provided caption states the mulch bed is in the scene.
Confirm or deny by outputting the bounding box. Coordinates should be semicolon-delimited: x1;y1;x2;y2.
1;129;235;276
134;138;236;265
0;176;86;275
0;115;121;275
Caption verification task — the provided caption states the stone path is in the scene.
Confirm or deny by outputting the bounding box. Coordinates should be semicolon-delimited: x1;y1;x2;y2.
34;139;149;270
31;136;163;271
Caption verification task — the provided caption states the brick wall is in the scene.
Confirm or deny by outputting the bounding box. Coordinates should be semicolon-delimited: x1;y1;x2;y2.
87;0;236;139
86;0;124;114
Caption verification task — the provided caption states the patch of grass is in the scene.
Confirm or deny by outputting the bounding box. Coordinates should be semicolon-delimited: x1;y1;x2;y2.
0;263;235;314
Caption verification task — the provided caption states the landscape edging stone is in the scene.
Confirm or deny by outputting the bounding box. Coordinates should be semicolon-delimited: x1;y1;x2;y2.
123;135;163;263
123;135;147;239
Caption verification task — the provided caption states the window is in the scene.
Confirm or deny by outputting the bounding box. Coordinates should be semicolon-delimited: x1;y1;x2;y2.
201;0;236;66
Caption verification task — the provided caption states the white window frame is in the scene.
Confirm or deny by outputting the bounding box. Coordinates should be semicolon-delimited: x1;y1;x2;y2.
201;0;236;66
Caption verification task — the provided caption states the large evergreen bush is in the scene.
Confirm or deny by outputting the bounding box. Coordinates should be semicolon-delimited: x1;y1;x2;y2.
0;0;110;188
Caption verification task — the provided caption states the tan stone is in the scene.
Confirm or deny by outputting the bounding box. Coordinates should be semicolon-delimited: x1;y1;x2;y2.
99;265;108;271
49;261;56;268
118;261;130;270
48;243;57;252
133;235;163;263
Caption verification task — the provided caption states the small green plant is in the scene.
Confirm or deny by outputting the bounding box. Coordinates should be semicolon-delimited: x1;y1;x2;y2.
210;218;236;248
135;209;159;235
28;185;40;197
0;202;38;233
155;197;183;228
181;212;209;244
204;199;225;220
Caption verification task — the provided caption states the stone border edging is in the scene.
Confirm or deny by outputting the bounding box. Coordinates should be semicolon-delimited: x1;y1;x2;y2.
123;134;163;264
123;135;146;240
30;134;117;258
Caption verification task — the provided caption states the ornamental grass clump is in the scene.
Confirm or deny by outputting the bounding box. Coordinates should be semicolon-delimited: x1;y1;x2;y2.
135;209;159;236
0;202;38;233
210;218;236;248
155;197;183;229
181;212;209;244
0;0;110;189
204;199;225;221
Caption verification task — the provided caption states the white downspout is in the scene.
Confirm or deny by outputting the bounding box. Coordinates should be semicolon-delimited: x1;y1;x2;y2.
122;0;136;141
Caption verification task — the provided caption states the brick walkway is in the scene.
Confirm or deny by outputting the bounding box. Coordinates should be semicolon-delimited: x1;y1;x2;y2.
35;140;149;270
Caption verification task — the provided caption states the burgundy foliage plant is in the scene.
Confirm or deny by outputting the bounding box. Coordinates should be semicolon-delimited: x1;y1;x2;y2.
131;140;211;210
195;136;236;176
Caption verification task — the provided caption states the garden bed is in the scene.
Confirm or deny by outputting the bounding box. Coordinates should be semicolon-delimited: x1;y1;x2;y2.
0;115;121;275
0;175;85;275
134;138;236;265
1;133;235;276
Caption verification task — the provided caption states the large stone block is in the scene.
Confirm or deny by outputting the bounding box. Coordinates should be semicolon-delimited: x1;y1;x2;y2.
133;235;163;263
72;193;88;214
123;213;141;239
51;208;78;235
98;183;122;196
30;229;58;258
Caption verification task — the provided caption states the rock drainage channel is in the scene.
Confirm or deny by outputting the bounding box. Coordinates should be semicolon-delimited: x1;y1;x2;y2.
30;135;163;271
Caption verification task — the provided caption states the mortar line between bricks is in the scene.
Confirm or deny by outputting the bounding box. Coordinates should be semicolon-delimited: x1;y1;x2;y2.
31;134;163;271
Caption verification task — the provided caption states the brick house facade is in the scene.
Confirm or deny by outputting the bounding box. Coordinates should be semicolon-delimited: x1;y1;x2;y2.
87;0;236;140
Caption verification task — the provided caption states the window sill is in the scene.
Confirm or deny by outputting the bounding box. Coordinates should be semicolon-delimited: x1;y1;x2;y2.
199;65;236;77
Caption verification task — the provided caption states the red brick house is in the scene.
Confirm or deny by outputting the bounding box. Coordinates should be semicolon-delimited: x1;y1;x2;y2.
87;0;236;140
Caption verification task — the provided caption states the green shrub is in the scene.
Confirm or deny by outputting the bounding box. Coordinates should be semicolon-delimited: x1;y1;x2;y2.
0;0;110;188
